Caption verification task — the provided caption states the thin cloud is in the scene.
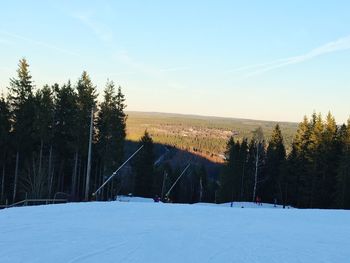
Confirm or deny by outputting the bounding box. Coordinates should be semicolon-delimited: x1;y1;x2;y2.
0;30;79;56
230;35;350;77
114;51;187;91
159;66;190;72
73;13;113;43
0;38;13;45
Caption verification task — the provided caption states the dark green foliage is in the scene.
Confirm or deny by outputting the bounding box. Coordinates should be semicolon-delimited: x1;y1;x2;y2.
218;136;250;203
263;124;286;203
335;121;350;208
0;59;129;203
96;81;127;200
97;81;126;173
1;58;350;209
0;97;11;202
76;71;97;155
133;131;155;198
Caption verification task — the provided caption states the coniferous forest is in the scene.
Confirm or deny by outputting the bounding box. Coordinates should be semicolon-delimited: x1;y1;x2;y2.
1;59;350;209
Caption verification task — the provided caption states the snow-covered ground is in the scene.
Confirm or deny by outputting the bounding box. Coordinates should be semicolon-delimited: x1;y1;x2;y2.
0;201;349;263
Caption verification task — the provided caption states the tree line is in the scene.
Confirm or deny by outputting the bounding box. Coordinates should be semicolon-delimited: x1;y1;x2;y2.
219;114;350;209
1;58;349;209
0;58;214;205
0;58;130;203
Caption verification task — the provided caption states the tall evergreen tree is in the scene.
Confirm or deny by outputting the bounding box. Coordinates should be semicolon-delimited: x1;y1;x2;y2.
264;124;286;203
23;85;55;198
133;131;155;198
218;137;237;202
97;81;127;200
336;120;350;208
290;116;311;207
53;82;79;196
0;97;11;203
251;127;265;202
308;113;324;207
75;71;97;199
8;58;36;202
317;112;339;208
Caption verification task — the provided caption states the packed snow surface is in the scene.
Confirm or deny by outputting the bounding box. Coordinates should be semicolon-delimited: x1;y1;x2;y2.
0;201;349;263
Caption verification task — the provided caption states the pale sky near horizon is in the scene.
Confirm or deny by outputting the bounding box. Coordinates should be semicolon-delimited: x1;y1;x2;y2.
1;1;350;123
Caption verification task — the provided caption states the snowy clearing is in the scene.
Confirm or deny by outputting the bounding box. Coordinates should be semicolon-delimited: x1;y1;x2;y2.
0;201;349;263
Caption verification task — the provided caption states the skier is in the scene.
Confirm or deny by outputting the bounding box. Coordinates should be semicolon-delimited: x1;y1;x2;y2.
153;195;160;202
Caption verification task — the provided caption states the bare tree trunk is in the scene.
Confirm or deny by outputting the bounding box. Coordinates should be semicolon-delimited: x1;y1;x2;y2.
101;168;105;200
93;161;99;195
199;176;203;202
82;162;86;199
77;159;83;199
38;139;44;180
71;151;78;197
48;145;53;198
309;163;317;208
85;107;94;201
1;164;5;203
252;145;259;202
240;163;245;201
13;151;20;203
161;171;167;200
49;164;55;199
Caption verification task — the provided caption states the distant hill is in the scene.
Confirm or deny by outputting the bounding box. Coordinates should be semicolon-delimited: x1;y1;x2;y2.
126;111;298;163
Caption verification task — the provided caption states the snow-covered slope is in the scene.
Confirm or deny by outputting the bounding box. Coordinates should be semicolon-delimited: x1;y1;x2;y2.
0;201;349;263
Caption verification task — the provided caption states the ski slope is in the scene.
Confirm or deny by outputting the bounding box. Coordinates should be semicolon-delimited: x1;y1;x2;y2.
0;201;349;263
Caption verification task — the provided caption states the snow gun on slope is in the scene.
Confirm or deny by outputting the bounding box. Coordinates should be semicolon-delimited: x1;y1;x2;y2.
92;145;144;198
164;163;191;201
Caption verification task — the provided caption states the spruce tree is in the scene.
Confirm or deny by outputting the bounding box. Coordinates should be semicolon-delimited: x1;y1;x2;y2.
25;85;55;198
53;82;79;196
251;127;265;202
133;131;155;198
97;81;127;200
0;97;11;203
75;71;97;199
291;116;311;207
308;113;324;207
264;124;286;203
336;120;350;208
318;112;339;208
218;137;236;202
8;58;36;202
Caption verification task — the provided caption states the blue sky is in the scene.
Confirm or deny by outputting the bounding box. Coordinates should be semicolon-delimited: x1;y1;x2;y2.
1;1;350;122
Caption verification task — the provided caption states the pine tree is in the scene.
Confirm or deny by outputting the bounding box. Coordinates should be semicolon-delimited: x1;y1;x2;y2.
133;131;155;198
291;116;311;207
75;71;97;199
336;120;350;208
8;58;36;202
0;96;11;203
308;113;324;207
264;124;286;203
251;127;265;202
97;81;127;200
53;82;79;196
317;112;339;208
218;137;236;202
23;85;55;198
238;138;248;201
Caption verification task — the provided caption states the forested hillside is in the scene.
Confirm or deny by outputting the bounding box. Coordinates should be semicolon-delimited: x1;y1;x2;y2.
126;111;298;163
1;59;350;209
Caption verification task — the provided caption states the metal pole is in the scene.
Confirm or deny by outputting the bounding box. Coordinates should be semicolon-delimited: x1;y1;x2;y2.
92;145;144;197
161;171;167;199
165;163;190;198
85;107;94;201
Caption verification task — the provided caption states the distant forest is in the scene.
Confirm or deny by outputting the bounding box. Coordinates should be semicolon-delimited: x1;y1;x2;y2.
126;111;298;163
1;59;350;209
